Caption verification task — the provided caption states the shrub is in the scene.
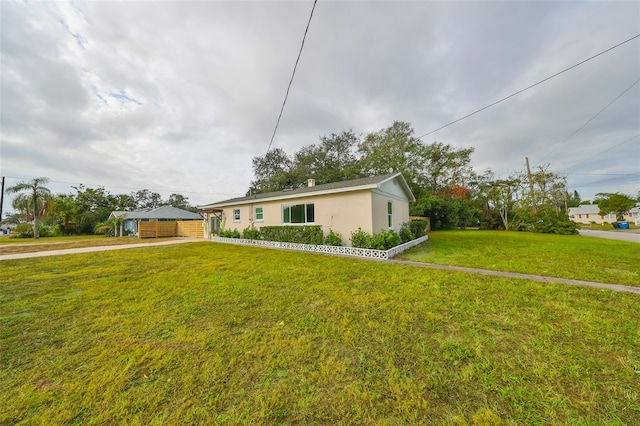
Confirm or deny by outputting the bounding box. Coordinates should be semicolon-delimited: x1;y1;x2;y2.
38;225;53;238
399;222;415;243
260;225;323;245
350;228;402;250
219;228;241;238
324;229;343;246
350;228;371;248
14;223;34;238
409;219;429;237
242;227;260;240
529;210;579;235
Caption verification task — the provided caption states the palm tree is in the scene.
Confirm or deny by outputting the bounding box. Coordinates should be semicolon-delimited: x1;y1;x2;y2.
6;177;51;239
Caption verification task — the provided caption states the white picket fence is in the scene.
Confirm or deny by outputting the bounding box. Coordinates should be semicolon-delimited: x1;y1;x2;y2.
210;235;428;260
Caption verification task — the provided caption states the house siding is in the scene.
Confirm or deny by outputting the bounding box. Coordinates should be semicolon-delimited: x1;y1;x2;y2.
200;174;414;246
210;191;374;245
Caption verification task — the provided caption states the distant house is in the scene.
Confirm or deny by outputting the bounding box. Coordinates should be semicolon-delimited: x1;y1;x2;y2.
198;173;415;246
109;205;203;236
567;204;616;225
627;205;640;225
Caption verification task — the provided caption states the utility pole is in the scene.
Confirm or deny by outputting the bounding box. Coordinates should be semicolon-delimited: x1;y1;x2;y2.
0;176;4;222
525;157;536;214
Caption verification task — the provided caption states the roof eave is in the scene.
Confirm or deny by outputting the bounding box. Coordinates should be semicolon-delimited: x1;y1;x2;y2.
199;183;382;210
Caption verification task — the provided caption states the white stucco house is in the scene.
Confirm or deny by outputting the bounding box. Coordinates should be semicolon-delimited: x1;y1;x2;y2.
197;173;415;246
567;204;620;225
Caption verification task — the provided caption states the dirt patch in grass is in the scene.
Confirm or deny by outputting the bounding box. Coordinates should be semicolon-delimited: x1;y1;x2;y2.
0;237;178;255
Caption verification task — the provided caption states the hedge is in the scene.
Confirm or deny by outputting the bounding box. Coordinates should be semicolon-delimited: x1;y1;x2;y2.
259;225;324;245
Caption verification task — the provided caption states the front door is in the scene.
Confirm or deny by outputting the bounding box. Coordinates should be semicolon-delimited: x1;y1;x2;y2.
211;216;221;235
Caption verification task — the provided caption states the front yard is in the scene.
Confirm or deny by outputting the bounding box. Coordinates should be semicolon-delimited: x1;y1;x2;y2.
399;230;640;286
1;241;638;424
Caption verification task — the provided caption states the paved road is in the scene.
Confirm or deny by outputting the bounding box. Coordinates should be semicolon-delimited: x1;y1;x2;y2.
0;238;203;261
579;229;640;243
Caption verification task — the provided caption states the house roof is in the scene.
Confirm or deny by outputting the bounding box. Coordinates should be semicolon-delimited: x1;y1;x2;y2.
567;205;601;215
198;173;415;209
568;204;640;215
110;205;202;220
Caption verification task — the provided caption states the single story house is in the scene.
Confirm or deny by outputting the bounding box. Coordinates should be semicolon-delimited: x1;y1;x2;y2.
197;173;415;246
109;205;203;236
567;204;618;225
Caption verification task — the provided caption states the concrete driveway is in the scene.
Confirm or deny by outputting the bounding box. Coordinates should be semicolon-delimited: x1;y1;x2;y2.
578;229;640;243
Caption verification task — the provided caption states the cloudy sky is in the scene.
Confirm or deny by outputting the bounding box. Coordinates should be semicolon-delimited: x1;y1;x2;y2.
1;0;639;209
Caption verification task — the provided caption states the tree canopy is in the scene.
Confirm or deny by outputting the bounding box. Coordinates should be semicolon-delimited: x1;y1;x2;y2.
250;121;588;233
3;182;196;237
596;193;636;221
5;177;51;238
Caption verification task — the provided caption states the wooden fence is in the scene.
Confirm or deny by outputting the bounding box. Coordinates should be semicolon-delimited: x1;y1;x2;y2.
138;220;204;239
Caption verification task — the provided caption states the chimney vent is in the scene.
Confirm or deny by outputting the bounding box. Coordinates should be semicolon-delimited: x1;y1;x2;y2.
307;178;316;187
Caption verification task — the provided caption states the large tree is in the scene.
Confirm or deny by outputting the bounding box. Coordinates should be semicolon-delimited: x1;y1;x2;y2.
249;148;295;193
166;193;193;211
6;177;51;238
596;193;636;221
357;121;424;196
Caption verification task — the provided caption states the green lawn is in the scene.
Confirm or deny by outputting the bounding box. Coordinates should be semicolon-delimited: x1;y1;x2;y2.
1;242;638;424
399;230;640;286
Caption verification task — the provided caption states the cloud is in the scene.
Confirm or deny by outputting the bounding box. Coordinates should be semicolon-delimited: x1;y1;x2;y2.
1;0;638;208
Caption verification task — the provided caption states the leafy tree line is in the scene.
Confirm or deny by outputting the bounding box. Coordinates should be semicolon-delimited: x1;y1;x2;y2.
250;121;635;234
2;177;196;237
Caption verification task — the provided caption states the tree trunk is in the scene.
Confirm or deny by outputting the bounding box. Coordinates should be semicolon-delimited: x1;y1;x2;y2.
33;196;39;239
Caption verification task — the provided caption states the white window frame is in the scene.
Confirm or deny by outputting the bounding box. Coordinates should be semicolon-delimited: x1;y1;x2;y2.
233;208;240;222
387;201;393;228
282;203;315;224
255;206;264;222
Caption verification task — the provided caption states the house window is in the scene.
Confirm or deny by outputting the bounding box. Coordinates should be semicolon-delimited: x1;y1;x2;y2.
387;201;393;228
586;214;589;218
255;207;263;221
283;203;315;224
233;209;240;222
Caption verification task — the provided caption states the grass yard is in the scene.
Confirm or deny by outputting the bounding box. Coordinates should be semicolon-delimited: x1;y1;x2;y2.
399;230;640;286
0;236;178;255
1;242;639;424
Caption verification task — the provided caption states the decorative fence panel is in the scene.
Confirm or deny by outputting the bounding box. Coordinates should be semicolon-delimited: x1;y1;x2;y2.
138;221;204;238
211;235;428;260
177;221;204;238
138;221;177;238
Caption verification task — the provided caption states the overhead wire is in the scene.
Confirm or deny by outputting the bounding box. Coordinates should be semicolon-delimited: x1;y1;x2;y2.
562;134;640;173
570;173;640;189
265;0;318;155
415;34;640;140
537;77;640;165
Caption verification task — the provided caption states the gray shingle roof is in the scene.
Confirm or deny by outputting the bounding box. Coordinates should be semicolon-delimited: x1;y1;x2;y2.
111;205;202;220
199;173;412;209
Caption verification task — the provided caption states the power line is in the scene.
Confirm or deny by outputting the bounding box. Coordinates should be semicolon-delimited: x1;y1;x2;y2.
563;134;640;173
416;33;640;140
537;77;640;165
265;0;318;155
570;173;640;189
566;172;640;176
